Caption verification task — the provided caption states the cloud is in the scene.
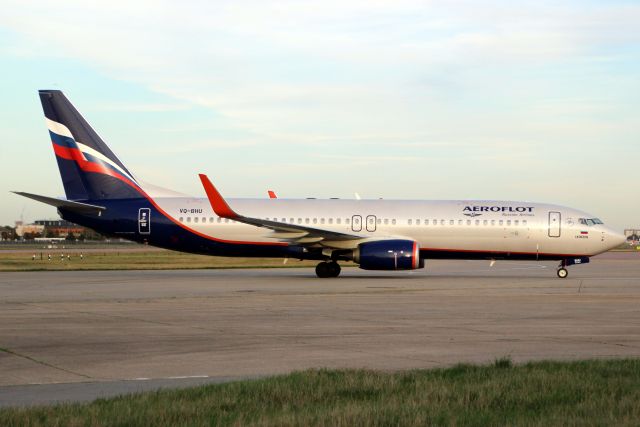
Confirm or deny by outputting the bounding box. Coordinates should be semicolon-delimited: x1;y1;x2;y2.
95;102;191;112
2;0;638;143
0;0;638;227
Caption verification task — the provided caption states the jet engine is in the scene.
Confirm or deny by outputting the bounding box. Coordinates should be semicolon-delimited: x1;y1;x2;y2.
353;239;424;270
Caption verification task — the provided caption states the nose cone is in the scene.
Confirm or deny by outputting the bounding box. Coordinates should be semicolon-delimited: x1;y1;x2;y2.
607;228;627;249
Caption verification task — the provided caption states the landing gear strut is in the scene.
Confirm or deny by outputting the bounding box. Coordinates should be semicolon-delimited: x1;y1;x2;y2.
315;261;341;278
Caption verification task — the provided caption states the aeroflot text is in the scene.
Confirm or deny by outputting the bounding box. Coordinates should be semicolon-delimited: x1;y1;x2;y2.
463;206;535;213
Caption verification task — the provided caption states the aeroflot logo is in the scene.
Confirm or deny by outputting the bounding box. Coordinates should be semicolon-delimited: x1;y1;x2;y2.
463;206;534;217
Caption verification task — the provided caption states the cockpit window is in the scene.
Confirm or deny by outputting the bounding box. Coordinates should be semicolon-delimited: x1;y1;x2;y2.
579;218;604;226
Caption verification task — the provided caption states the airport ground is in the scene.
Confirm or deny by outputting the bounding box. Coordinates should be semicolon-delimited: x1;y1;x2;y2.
0;251;639;409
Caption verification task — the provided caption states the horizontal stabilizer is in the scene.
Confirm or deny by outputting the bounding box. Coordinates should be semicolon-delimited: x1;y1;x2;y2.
12;191;106;213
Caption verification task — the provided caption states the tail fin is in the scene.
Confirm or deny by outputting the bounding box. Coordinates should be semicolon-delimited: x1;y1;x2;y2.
39;90;142;201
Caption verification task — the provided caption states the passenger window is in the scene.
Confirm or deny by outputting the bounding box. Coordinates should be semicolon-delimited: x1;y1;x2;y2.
346;218;350;225
466;220;471;226
305;218;310;224
499;220;503;226
475;220;480;226
224;218;229;223
449;220;454;225
458;220;462;226
298;218;302;224
187;217;191;222
209;217;214;223
194;217;199;223
507;220;511;226
179;217;184;222
384;219;389;225
320;218;325;224
523;220;527;226
377;219;381;225
282;218;286;223
408;219;412;225
514;220;519;226
392;219;397;225
202;217;206;223
329;218;333;224
425;219;429;225
440;220;445;226
337;218;341;225
491;220;495;226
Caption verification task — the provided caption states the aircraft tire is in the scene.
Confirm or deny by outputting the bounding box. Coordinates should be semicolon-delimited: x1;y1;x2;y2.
315;262;331;278
557;268;568;279
328;261;341;277
316;261;341;278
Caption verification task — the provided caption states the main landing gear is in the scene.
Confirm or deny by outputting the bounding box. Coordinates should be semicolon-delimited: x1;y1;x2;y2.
557;267;568;279
316;261;341;278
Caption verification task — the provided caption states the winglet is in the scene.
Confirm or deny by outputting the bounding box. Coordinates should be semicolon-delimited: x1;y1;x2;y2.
198;174;240;219
268;190;277;199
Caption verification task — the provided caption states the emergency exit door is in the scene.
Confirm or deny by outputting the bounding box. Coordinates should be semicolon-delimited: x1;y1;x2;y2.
548;211;561;238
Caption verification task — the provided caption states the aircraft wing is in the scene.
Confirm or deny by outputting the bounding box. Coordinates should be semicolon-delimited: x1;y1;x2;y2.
199;174;365;245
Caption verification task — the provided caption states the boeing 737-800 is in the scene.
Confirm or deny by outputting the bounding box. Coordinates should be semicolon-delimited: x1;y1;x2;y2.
13;90;626;278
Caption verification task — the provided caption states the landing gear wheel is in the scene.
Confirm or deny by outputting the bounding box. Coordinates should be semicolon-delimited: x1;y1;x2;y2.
327;261;341;277
315;262;341;278
557;268;568;279
315;262;330;278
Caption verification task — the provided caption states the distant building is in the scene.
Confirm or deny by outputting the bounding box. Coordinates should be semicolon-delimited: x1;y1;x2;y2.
34;219;85;238
15;221;45;238
14;219;103;240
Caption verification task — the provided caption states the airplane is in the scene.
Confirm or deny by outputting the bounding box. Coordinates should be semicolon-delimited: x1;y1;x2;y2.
13;90;626;278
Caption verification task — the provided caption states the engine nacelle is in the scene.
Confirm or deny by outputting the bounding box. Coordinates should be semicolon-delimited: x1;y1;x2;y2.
354;239;424;270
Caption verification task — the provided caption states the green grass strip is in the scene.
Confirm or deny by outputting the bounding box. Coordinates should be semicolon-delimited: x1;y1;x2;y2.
2;358;640;426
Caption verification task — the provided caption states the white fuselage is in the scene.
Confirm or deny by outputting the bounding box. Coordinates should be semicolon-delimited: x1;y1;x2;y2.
157;197;624;257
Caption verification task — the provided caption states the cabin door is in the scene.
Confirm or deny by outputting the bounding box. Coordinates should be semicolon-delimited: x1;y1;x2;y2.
548;211;561;238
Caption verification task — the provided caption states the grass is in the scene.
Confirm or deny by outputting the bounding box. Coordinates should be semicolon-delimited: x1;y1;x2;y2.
1;359;640;426
0;250;334;272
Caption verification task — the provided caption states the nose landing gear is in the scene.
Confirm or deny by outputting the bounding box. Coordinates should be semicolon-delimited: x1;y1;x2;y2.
556;256;590;278
557;267;568;278
315;261;341;278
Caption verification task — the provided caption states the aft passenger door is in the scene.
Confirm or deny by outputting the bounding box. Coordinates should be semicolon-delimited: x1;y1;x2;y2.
548;211;561;238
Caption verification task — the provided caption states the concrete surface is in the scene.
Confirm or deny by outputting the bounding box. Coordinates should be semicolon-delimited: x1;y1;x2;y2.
0;251;639;406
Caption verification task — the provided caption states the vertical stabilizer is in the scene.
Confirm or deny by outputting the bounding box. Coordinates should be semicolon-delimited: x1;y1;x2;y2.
39;90;141;201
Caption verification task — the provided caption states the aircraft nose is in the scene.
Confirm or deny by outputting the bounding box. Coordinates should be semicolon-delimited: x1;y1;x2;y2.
607;229;627;248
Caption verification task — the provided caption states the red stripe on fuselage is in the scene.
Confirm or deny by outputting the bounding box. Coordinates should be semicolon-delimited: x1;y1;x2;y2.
53;142;286;247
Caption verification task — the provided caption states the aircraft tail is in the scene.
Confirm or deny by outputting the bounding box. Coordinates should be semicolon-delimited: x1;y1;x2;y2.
39;90;142;201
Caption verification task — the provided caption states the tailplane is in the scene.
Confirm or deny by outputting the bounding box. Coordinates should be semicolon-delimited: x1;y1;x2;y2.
39;90;142;201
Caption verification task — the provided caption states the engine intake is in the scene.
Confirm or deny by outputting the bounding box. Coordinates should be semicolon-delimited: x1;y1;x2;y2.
354;239;423;270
